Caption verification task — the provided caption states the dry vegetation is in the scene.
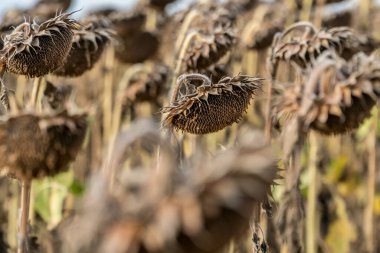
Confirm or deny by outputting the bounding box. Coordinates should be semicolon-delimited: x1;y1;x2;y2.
0;0;379;253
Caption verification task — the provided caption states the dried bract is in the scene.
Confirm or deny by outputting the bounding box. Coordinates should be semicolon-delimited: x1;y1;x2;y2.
0;12;80;77
0;110;87;180
162;73;262;134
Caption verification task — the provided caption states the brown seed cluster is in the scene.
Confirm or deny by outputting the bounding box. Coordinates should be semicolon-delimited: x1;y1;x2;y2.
0;111;87;180
162;73;262;134
273;52;380;135
54;17;113;77
0;12;80;78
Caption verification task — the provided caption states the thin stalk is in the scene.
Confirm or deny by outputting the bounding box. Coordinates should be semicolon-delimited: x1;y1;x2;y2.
264;57;278;144
102;47;115;144
306;131;319;253
29;78;42;109
364;108;377;253
8;181;18;249
17;179;31;253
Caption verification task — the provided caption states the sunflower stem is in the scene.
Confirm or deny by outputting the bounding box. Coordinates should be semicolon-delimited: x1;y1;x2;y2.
17;179;31;253
306;131;319;253
364;108;377;253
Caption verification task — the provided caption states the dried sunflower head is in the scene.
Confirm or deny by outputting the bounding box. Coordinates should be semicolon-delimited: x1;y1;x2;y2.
272;22;372;69
123;64;169;107
115;31;159;64
30;0;72;20
0;12;80;78
162;73;262;134
54;17;113;77
273;52;380;135
148;0;176;10
109;11;146;38
184;17;236;71
0;110;87;180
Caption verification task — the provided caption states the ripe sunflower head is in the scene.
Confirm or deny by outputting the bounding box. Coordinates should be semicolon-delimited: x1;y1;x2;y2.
0;110;87;180
54;17;114;77
273;52;380;135
0;12;80;78
162;73;262;134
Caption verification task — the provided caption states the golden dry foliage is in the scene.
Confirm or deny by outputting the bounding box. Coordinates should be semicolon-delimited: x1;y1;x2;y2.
0;110;87;181
59;123;278;253
0;12;80;77
54;17;114;77
162;73;262;134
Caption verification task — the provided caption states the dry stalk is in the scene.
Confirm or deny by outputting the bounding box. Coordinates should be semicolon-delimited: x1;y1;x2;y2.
306;131;320;253
364;107;377;253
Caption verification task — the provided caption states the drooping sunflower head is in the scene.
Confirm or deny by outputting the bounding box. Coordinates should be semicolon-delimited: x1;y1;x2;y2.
54;16;114;77
0;12;80;77
162;73;262;134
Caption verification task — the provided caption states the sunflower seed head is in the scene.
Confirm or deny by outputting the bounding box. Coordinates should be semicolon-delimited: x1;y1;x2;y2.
162;73;263;134
0;12;81;77
54;17;114;77
273;52;380;135
0;110;87;180
272;22;371;69
123;64;169;107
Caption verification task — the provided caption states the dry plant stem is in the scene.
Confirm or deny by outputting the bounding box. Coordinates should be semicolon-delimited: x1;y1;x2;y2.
102;47;115;145
17;180;31;253
174;10;201;52
306;131;319;253
8;181;18;249
29;78;42;109
169;31;201;99
103;65;146;189
301;0;313;21
313;0;326;28
364;109;377;253
264;58;278;143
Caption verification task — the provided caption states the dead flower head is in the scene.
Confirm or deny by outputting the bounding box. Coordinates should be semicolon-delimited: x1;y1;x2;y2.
272;21;373;69
0;110;87;180
0;12;80;78
184;16;236;71
123;64;169;107
162;73;262;134
273;52;380;135
54;17;114;77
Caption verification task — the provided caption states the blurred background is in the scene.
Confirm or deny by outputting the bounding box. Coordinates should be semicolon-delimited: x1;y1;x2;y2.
0;0;196;17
